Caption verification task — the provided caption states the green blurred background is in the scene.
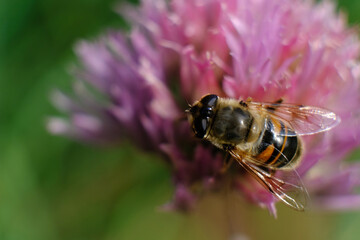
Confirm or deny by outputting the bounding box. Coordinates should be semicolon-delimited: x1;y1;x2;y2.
2;0;360;239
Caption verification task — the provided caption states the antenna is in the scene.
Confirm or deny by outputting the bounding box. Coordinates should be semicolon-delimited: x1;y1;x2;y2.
184;95;192;108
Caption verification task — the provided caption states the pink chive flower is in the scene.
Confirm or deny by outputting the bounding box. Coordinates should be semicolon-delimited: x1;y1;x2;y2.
48;0;360;216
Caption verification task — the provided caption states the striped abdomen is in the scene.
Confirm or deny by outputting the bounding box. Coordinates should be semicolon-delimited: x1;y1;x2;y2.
254;117;301;168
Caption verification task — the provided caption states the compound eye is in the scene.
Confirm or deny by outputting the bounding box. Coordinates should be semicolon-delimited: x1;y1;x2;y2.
200;94;218;108
193;117;209;138
200;107;213;117
189;105;199;115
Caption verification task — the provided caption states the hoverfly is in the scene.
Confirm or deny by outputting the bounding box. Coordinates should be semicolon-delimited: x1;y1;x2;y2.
187;94;340;211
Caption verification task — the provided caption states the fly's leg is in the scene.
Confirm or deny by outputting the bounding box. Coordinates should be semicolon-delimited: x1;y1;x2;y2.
220;153;234;174
220;144;235;173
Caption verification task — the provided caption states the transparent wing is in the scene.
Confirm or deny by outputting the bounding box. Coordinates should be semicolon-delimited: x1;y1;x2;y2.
229;149;309;211
247;101;341;136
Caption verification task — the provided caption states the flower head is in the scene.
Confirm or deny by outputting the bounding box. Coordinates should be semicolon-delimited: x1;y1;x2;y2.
49;0;360;216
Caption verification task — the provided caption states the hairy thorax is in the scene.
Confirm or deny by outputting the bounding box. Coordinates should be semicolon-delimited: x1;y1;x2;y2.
207;101;262;152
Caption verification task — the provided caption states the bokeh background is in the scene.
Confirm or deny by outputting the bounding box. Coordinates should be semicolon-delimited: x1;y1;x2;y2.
2;0;360;239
